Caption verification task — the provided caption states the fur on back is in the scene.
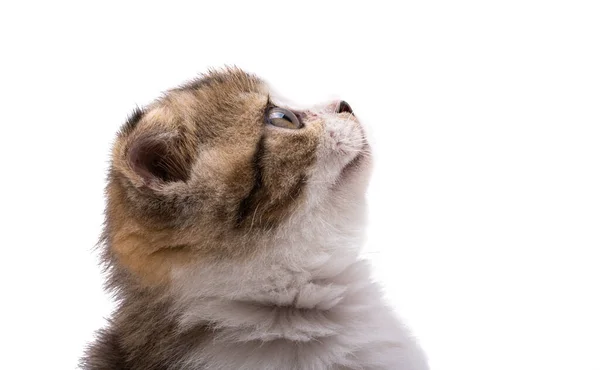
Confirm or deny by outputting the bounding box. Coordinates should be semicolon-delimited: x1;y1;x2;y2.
81;68;428;370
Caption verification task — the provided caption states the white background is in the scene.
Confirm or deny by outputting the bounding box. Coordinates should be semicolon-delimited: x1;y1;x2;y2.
1;1;599;369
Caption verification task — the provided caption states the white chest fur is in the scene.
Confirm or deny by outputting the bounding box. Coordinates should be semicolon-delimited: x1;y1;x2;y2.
170;251;428;370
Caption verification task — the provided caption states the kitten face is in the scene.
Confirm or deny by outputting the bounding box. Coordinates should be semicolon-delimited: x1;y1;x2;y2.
107;68;371;286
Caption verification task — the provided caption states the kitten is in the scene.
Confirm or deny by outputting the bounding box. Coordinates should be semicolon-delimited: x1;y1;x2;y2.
81;68;429;370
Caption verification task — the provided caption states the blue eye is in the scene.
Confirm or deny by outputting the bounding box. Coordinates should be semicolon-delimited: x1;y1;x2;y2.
266;107;302;129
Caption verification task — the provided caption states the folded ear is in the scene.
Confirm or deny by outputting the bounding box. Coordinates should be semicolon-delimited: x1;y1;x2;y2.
112;128;196;190
128;133;191;186
112;105;199;191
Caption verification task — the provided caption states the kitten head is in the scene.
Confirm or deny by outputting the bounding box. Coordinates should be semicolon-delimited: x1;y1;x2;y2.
106;68;371;287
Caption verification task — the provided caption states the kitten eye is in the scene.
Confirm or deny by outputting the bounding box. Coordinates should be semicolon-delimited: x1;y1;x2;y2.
266;107;302;129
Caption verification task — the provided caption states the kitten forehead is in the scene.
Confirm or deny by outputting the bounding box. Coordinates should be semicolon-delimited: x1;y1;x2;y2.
178;67;267;93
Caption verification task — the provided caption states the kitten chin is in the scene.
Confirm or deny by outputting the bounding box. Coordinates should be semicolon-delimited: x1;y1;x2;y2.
81;67;428;370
